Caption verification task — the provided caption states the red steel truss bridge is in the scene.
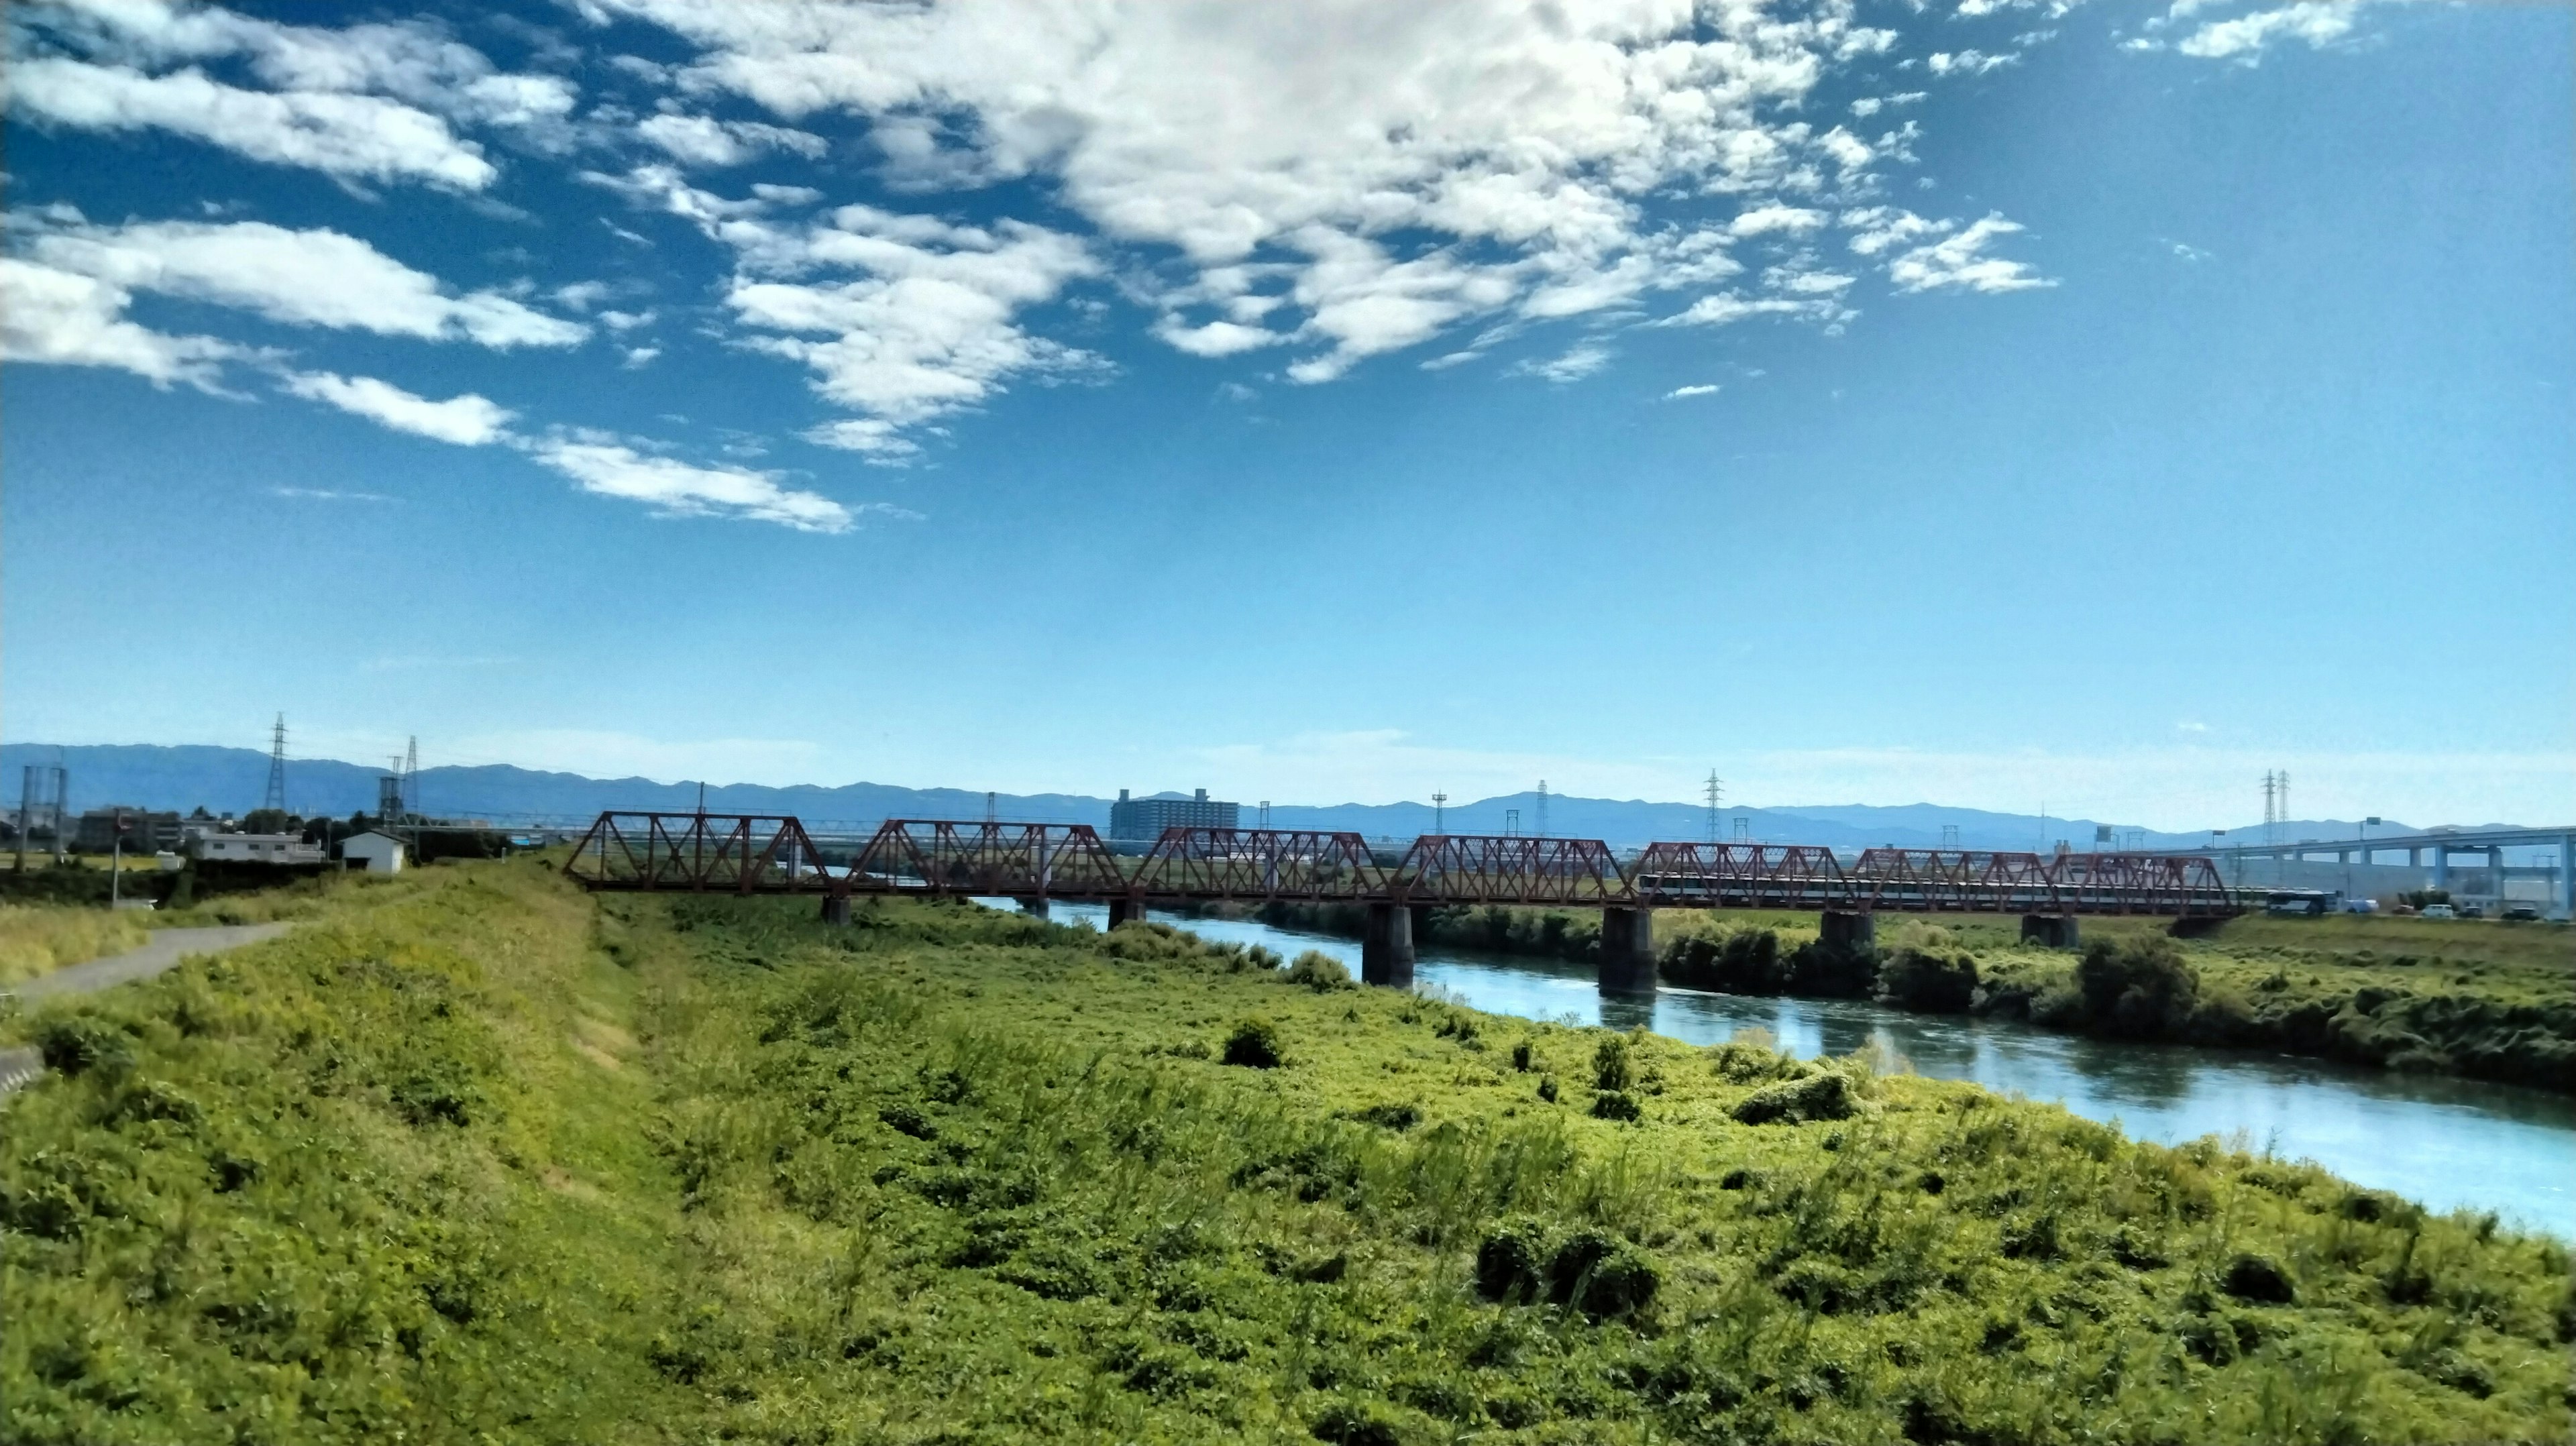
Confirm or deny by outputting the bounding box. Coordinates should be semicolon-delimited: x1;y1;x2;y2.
564;812;2238;915
563;814;2238;991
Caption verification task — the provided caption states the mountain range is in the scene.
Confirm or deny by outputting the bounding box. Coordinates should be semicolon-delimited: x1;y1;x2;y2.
0;742;2518;852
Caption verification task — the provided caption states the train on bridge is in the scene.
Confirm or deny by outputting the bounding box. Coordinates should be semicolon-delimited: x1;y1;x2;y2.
562;812;2241;993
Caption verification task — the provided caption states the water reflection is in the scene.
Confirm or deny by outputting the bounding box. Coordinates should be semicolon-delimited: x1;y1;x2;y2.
1006;901;2576;1238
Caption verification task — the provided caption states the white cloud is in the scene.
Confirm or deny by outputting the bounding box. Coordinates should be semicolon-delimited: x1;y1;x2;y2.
1926;49;2018;76
1884;213;2053;293
271;486;393;502
578;0;2008;380
530;437;855;533
637;112;828;167
1509;340;1615;384
2174;2;2361;59
9;1;578;187
0;256;244;388
1729;205;1829;239
280;371;515;445
1660;292;1835;328
21;212;588;348
1664;383;1722;398
599;184;1102;449
1850;91;1926;117
7;58;498;189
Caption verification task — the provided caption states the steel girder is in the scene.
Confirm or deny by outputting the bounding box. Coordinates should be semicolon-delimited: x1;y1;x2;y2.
1131;828;1386;901
2050;852;2237;915
1391;834;1634;905
1846;849;2064;913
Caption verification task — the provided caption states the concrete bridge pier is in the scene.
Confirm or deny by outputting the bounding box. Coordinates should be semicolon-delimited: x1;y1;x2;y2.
1819;911;1876;954
1012;896;1050;920
820;894;851;926
1598;906;1656;994
2020;915;2080;949
1108;897;1148;930
1409;904;1435;948
1362;902;1415;989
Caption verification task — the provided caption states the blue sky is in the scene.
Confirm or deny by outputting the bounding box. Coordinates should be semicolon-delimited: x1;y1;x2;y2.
3;0;2569;830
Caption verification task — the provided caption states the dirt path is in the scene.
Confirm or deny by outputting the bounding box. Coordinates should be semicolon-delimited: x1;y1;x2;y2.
2;923;294;1098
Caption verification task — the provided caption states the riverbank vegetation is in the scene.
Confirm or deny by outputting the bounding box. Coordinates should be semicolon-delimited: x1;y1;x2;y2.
5;858;2570;1443
1250;902;2576;1094
0;865;356;987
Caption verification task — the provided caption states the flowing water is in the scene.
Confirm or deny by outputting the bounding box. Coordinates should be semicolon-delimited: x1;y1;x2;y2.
1004;901;2576;1237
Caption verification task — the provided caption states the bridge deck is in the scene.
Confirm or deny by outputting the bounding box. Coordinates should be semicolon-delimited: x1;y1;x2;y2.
564;814;2243;917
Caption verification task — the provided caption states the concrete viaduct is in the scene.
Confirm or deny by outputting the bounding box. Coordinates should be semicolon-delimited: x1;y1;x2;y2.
2191;826;2575;918
564;812;2244;993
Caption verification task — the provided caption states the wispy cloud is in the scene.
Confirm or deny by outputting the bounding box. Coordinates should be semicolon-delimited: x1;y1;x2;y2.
271;486;394;502
1664;383;1721;399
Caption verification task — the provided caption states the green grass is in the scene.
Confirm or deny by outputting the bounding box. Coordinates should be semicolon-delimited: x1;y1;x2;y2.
0;904;152;987
4;859;2571;1443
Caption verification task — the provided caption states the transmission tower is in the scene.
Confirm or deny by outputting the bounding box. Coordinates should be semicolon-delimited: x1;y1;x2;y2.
1703;770;1724;844
262;714;289;814
1534;780;1549;839
1430;791;1447;834
1503;808;1521;838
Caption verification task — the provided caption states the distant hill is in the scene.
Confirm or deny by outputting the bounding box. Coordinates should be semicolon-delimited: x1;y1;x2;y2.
0;742;2513;852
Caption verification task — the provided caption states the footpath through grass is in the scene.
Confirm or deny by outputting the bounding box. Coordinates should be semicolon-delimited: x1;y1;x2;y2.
3;858;2571;1443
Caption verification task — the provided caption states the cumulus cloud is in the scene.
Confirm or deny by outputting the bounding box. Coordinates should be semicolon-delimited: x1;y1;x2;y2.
9;1;577;187
1509;340;1615;384
1884;214;2055;293
577;0;1962;378
20;211;588;348
2174;2;2363;59
530;437;855;532
637;112;828;166
0;256;248;388
280;371;515;445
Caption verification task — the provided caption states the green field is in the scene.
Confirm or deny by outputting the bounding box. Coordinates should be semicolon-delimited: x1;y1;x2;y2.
3;856;2569;1443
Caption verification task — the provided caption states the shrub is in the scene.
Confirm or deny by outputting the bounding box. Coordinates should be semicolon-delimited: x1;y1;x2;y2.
1590;1089;1641;1122
1475;1218;1550;1302
1546;1228;1660;1318
1592;1034;1635;1092
1876;925;1980;1013
1309;1399;1403;1446
1509;1038;1534;1072
1284;950;1354;992
1356;1101;1420;1131
2076;935;2200;1038
2222;1252;2296;1304
1222;1016;1284;1068
1730;1069;1858;1125
1659;926;1781;993
34;1014;133;1077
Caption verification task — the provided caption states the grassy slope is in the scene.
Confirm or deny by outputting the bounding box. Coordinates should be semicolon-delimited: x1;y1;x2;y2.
1;860;2569;1444
0;905;152;987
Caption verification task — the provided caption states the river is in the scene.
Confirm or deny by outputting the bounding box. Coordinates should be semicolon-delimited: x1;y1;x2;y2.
1003;901;2576;1238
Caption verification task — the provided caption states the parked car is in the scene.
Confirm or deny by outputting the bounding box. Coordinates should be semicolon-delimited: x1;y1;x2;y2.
2457;903;2485;920
2420;904;2457;920
2502;904;2541;922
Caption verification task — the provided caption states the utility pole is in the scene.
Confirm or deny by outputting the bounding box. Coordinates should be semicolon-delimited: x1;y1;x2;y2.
403;736;419;824
263;714;289;814
1430;791;1447;834
1703;771;1724;846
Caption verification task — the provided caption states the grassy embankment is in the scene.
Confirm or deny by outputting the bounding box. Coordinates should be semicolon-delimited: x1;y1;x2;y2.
1250;901;2576;1094
4;856;2571;1443
0;864;354;988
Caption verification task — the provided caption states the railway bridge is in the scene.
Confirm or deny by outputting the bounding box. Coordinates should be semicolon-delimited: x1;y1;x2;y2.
564;812;2239;993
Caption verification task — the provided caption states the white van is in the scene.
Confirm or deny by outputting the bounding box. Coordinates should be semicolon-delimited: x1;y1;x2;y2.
2420;903;2457;920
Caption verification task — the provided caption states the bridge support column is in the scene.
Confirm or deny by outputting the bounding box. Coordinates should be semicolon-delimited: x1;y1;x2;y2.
1108;897;1147;930
2432;848;2451;891
1409;904;1435;948
2019;915;2080;950
1598;907;1656;995
1013;896;1050;920
2557;834;2573;921
1362;903;1415;989
1819;911;1876;954
820;894;851;926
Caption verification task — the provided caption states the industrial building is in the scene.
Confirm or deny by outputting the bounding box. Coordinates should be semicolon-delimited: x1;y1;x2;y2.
72;808;184;854
189;832;327;867
1108;787;1238;840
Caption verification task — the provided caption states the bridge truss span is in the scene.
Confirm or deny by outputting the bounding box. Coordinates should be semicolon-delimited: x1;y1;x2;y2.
1391;834;1633;905
566;812;830;894
1132;828;1386;901
850;820;1129;899
1632;842;1849;910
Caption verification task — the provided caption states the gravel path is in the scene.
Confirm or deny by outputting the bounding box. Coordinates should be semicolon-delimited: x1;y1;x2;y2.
1;922;294;1099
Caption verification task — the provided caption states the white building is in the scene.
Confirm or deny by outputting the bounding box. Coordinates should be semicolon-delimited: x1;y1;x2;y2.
342;830;407;874
189;831;326;867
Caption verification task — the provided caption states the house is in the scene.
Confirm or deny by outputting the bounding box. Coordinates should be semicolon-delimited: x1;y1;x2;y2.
189;831;325;867
342;830;407;874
